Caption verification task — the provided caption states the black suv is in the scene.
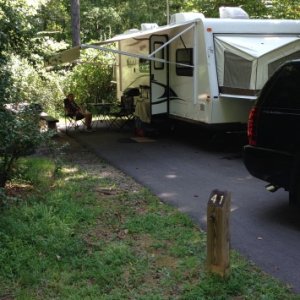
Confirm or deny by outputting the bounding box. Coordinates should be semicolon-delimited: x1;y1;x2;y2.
244;60;300;206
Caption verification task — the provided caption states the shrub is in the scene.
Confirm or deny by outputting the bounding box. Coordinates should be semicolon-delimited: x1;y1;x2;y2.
0;104;50;188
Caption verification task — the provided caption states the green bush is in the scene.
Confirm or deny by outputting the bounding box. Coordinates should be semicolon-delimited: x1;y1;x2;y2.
0;105;51;188
64;48;116;106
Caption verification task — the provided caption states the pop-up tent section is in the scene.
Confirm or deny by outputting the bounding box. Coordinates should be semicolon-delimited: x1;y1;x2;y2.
215;35;300;96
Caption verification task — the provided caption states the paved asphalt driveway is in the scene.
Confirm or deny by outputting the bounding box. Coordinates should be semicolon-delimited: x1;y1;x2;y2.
66;123;300;294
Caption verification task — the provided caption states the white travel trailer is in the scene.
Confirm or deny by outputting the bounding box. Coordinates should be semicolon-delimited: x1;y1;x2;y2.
48;9;300;130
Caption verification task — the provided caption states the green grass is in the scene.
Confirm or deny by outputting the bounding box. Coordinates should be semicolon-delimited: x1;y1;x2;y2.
0;153;299;299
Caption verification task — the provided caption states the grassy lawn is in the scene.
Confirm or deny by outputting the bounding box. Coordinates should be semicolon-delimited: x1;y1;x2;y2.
0;136;299;299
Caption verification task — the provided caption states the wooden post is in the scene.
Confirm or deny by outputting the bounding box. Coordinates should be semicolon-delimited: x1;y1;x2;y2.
207;189;231;277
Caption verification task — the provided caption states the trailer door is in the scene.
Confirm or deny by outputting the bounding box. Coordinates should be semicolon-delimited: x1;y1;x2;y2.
150;35;169;115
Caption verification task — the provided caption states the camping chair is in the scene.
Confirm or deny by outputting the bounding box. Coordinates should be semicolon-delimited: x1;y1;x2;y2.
64;107;86;133
109;95;136;130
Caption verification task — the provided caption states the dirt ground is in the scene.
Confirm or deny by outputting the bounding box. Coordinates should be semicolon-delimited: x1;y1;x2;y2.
56;132;142;193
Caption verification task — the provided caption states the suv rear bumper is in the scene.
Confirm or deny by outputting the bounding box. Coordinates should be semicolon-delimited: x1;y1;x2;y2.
244;145;293;190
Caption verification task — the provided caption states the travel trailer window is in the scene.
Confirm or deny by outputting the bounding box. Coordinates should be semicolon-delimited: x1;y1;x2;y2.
223;51;252;89
268;50;300;78
176;48;193;76
154;41;164;70
139;58;150;73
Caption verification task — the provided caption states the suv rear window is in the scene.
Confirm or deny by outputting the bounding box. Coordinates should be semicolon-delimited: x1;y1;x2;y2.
264;63;300;109
268;51;300;78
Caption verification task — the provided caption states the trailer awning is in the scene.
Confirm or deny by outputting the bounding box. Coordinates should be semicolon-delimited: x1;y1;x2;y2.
96;20;194;45
45;20;198;67
45;46;81;66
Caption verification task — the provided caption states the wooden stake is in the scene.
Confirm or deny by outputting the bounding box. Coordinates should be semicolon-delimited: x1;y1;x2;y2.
207;189;231;277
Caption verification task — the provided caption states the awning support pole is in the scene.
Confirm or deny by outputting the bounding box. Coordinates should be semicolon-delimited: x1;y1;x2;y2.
82;44;194;68
148;23;196;58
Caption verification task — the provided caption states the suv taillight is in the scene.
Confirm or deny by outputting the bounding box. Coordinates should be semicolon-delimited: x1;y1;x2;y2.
247;106;258;146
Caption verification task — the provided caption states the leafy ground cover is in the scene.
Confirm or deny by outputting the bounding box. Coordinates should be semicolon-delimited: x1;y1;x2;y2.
0;134;299;299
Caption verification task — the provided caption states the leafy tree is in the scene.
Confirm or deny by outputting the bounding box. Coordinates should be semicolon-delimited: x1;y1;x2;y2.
81;7;121;42
34;0;300;46
0;0;36;56
10;54;65;115
0;0;35;100
34;0;70;42
0;0;55;188
267;0;300;19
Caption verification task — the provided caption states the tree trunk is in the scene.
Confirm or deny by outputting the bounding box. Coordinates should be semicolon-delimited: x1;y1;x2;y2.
70;0;81;47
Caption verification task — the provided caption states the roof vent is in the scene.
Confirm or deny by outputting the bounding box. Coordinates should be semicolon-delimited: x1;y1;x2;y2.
141;23;159;31
219;7;249;19
170;12;205;24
